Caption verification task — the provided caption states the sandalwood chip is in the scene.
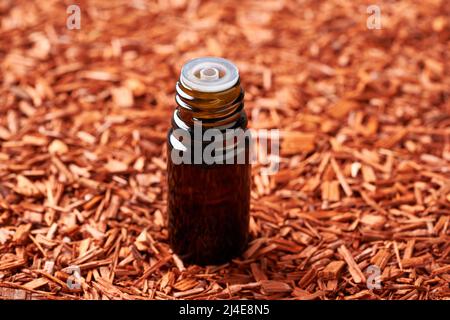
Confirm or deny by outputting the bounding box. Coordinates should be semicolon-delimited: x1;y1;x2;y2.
124;78;146;96
22;135;48;146
112;87;134;108
319;261;346;280
360;214;386;228
261;280;292;294
14;175;40;196
13;224;32;243
402;254;433;268
327;100;358;119
48;139;69;154
105;159;128;173
23;278;49;290
281;132;316;155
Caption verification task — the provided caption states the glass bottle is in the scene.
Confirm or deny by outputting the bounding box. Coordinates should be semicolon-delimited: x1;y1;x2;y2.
167;57;251;265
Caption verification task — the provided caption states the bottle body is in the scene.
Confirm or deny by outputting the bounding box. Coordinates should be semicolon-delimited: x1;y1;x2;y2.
167;57;250;265
167;146;250;265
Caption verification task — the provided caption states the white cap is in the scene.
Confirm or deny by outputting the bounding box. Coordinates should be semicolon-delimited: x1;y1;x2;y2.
180;57;239;93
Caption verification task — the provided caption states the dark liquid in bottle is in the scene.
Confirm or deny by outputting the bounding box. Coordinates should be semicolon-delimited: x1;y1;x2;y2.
167;155;250;265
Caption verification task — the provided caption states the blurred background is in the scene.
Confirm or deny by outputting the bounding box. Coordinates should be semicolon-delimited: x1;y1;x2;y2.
0;0;448;300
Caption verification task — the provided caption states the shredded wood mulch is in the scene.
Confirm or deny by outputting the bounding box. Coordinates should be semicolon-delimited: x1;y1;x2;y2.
0;0;449;300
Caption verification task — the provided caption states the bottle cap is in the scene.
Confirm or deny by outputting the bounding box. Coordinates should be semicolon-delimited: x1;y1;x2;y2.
180;57;239;93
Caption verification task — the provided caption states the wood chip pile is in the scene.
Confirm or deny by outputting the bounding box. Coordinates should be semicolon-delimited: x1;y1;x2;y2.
0;0;449;300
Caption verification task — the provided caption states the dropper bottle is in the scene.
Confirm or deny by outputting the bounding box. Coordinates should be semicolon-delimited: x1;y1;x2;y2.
167;57;251;265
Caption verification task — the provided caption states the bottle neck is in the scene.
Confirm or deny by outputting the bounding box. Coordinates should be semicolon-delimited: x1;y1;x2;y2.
173;80;245;131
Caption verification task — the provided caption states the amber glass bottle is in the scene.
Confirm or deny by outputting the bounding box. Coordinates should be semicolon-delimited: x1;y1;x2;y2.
167;57;250;265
